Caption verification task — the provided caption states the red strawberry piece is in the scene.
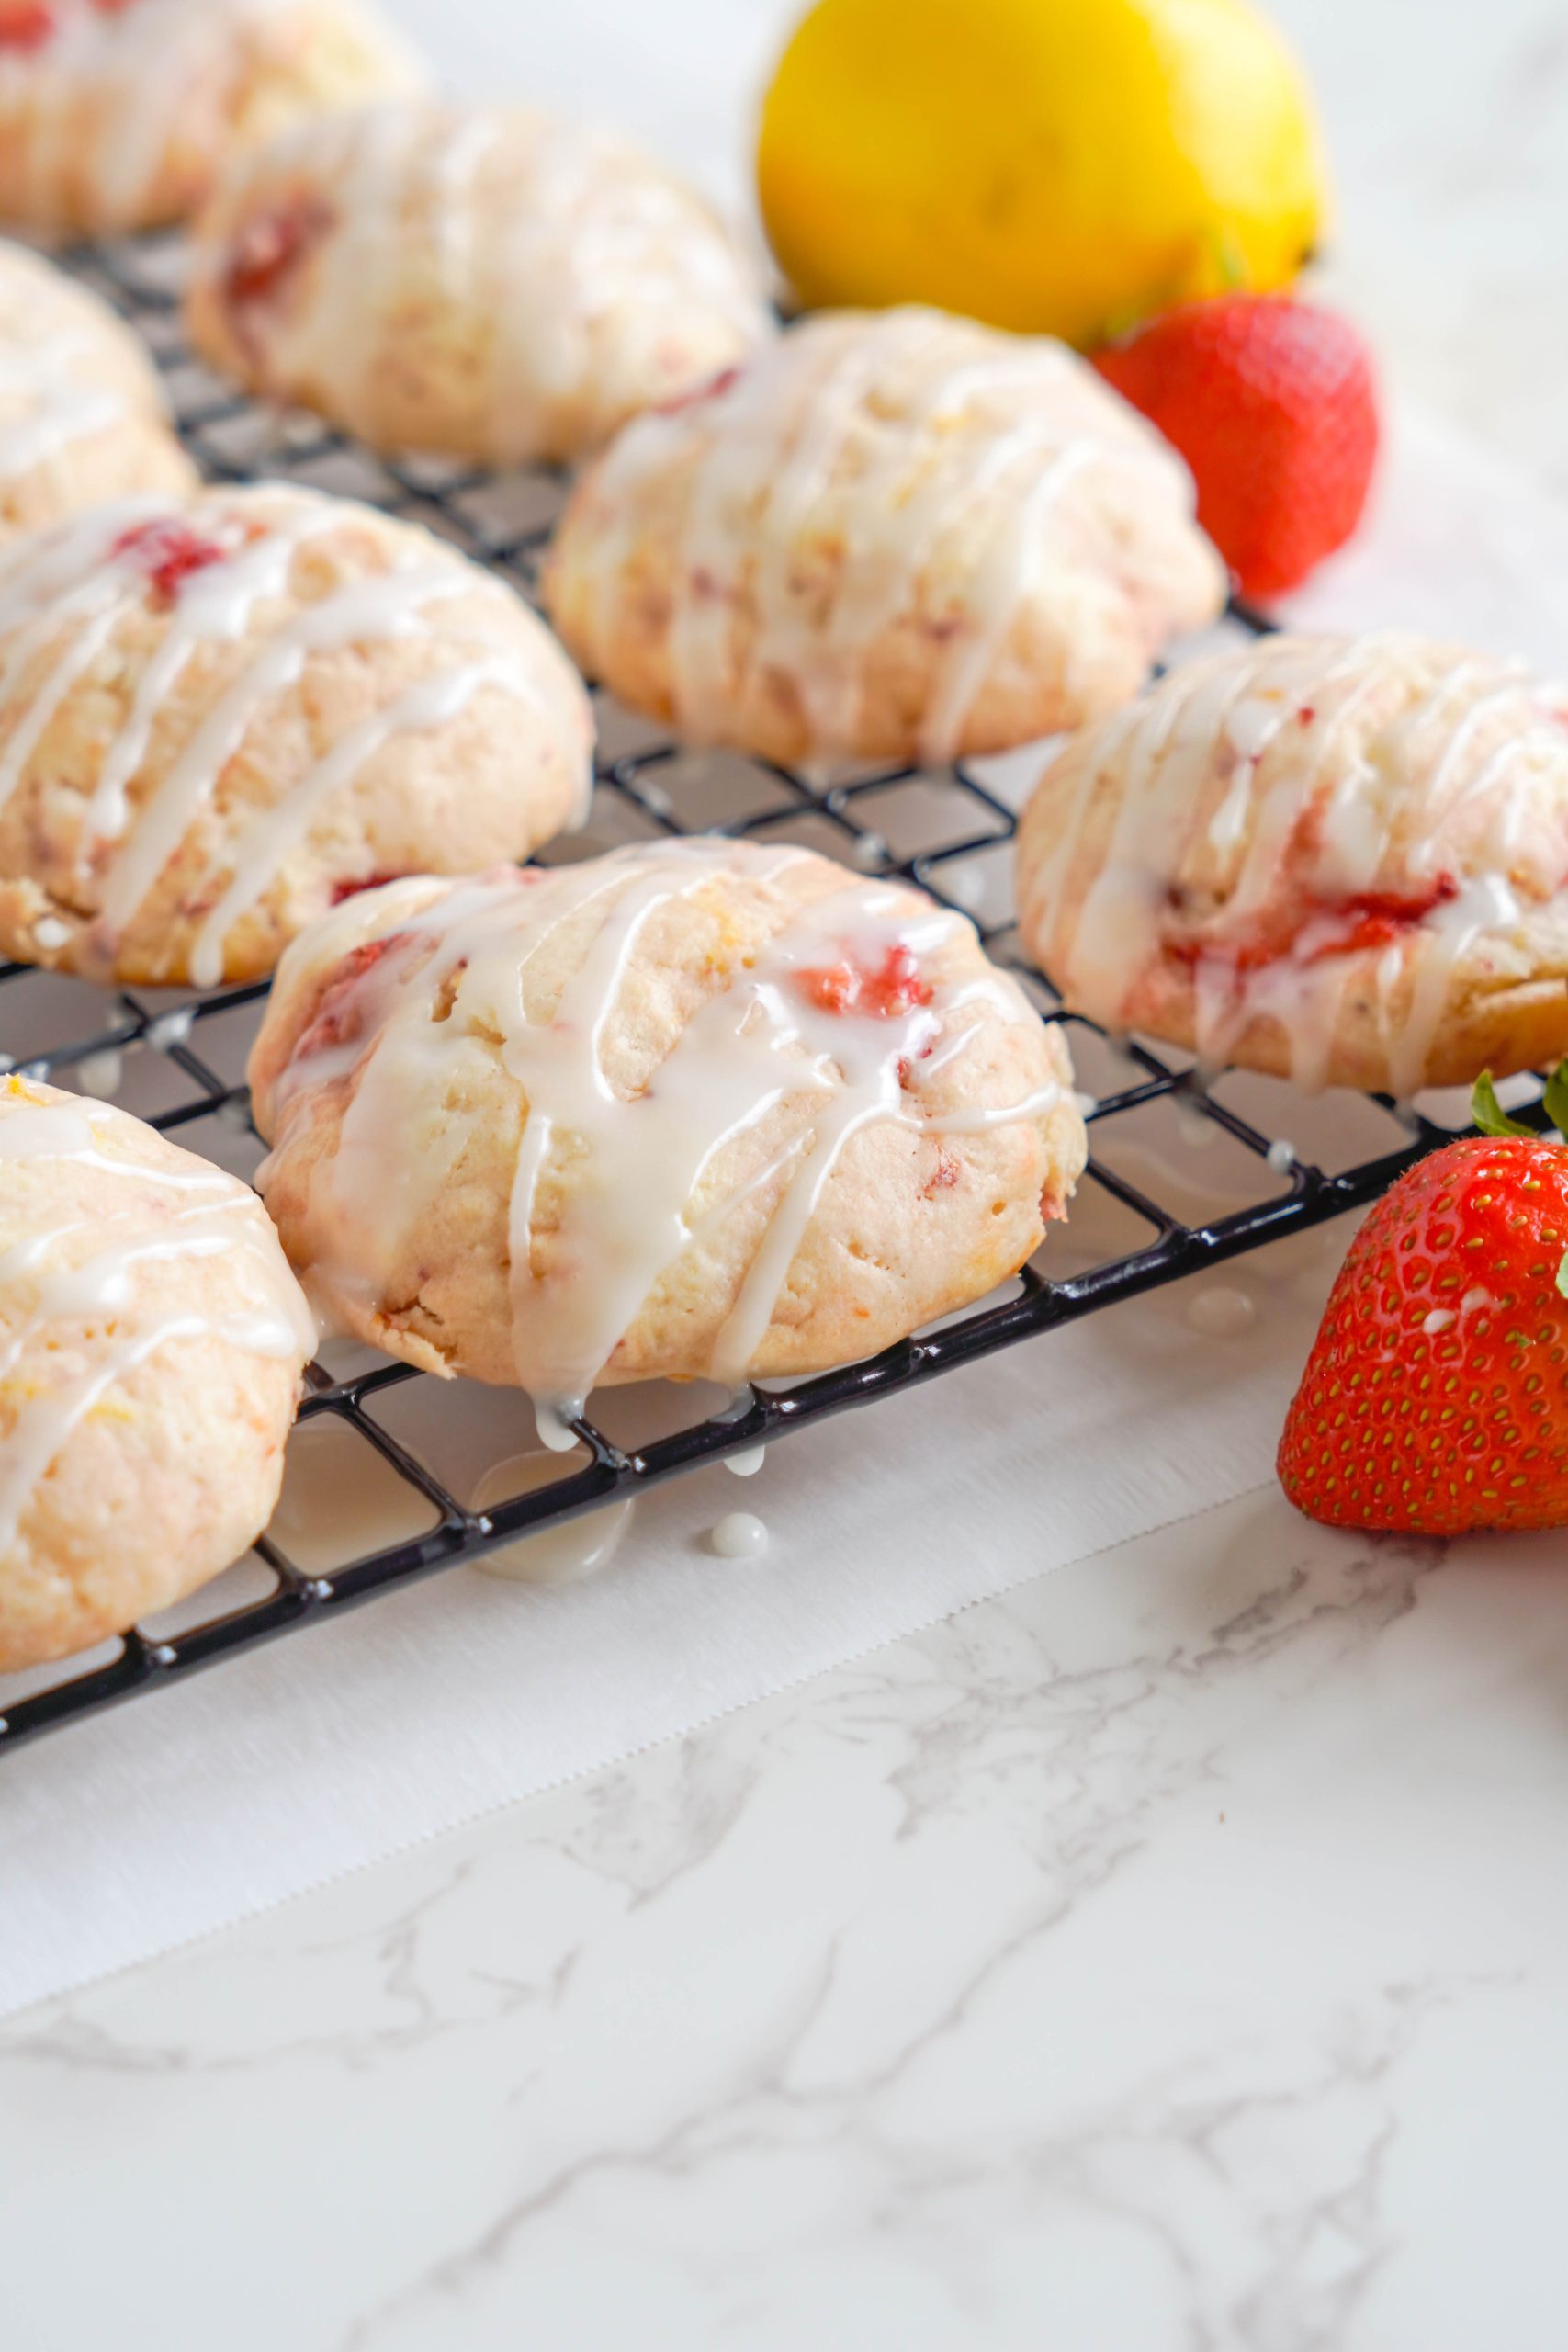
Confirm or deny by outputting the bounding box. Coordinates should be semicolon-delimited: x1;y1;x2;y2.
0;2;55;50
659;364;744;415
112;516;229;605
223;198;332;312
294;936;410;1060
330;872;405;907
1279;1068;1568;1535
1314;879;1461;961
922;1149;961;1196
1094;295;1381;602
795;942;933;1019
1167;876;1460;975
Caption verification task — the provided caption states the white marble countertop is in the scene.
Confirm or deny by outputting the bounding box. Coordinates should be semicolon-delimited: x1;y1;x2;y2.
5;5;1568;2346
8;1487;1568;2348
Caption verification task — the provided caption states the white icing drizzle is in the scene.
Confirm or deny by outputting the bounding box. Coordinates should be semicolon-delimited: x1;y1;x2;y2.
84;501;330;843
427;107;498;306
1031;632;1568;1091
279;101;429;442
265;843;1058;1436
487;117;610;449
0;0;414;229
0;488;578;978
98;563;481;934
186;654;547;989
0;248;171;520
224;102;767;465
587;307;1196;765
0;1085;312;1552
0;338;123;488
919;438;1098;761
484;113;766;460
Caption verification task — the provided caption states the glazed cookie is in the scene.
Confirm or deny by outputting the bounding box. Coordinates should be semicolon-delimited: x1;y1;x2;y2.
544;305;1227;770
0;0;423;236
249;841;1086;1431
0;482;593;988
0;1075;314;1672
186;99;773;465
1016;630;1568;1095
0;238;195;535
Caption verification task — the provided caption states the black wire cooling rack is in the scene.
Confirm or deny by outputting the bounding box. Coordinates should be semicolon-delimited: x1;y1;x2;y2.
0;232;1519;1752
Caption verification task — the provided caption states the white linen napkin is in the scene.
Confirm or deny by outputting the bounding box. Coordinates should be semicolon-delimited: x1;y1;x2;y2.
1;399;1563;2021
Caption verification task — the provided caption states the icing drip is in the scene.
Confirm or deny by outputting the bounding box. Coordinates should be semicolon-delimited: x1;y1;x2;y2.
265;843;1057;1434
470;1451;632;1586
0;1084;312;1552
1032;633;1568;1091
708;1510;767;1559
592;309;1192;764
0;489;576;977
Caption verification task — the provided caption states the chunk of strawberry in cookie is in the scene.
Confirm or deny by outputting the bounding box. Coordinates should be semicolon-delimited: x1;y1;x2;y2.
294;936;409;1061
1167;876;1460;974
330;873;406;908
795;942;933;1019
223;199;333;313
0;2;55;51
658;364;743;415
112;517;230;607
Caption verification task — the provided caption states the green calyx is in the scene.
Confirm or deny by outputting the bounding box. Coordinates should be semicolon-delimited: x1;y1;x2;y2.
1471;1057;1568;1140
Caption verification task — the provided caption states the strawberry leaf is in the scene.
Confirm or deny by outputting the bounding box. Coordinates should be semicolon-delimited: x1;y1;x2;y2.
1544;1057;1568;1138
1472;1070;1536;1139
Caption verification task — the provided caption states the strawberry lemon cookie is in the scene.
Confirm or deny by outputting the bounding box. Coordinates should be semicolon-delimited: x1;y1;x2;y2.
0;0;422;237
544;306;1225;769
0;483;592;988
248;842;1086;1436
1017;631;1568;1095
0;1076;313;1670
186;99;772;465
0;239;195;535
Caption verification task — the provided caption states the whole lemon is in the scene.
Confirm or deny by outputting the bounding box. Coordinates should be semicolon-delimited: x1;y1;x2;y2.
757;0;1327;349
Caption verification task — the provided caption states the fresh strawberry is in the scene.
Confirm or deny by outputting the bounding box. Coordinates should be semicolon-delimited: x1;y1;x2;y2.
1094;295;1380;602
1278;1065;1568;1535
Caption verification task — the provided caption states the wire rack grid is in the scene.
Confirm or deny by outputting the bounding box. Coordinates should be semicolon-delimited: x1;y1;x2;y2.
0;232;1501;1751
